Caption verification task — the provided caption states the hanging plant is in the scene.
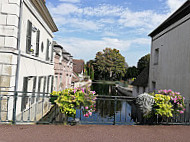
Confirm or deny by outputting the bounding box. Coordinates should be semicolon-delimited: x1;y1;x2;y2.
51;88;97;118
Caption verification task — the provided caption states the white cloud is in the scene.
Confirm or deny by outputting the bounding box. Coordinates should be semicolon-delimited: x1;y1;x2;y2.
59;0;80;3
166;0;186;12
47;0;188;65
55;37;150;62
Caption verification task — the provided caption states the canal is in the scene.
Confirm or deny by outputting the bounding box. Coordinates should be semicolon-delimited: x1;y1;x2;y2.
74;82;138;125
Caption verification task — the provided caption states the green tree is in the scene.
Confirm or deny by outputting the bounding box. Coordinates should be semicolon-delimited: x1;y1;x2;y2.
125;66;138;79
137;54;150;74
93;48;126;81
86;60;95;80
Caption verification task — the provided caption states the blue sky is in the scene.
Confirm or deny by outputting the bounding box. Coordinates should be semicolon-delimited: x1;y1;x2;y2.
47;0;186;66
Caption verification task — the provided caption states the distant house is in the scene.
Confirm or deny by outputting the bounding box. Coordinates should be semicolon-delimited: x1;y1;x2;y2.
53;42;73;91
131;67;149;97
73;59;85;81
0;0;58;121
149;1;190;99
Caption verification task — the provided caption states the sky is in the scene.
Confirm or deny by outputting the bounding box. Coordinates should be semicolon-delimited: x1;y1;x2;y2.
47;0;186;66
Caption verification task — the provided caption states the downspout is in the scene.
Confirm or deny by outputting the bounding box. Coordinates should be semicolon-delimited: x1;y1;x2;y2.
12;0;24;124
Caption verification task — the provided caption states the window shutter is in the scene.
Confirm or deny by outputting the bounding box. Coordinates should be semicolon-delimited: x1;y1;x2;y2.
43;76;47;99
47;76;50;93
37;77;42;102
31;77;37;104
35;30;40;57
46;39;50;61
21;77;28;111
26;21;32;54
50;42;54;62
51;76;54;93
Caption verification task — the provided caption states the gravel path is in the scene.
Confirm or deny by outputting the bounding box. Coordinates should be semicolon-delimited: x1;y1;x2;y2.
0;125;189;142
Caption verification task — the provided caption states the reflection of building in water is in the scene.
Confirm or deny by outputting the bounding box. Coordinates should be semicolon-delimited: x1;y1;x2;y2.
0;0;58;121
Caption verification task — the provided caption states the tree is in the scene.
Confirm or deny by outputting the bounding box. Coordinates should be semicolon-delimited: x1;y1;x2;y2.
93;48;126;81
86;60;95;80
137;54;150;74
125;66;138;79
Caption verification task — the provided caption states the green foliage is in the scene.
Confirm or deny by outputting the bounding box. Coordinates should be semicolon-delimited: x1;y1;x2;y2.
154;94;173;117
92;48;126;81
51;88;97;118
138;89;186;120
125;66;138;79
137;54;150;74
86;60;95;80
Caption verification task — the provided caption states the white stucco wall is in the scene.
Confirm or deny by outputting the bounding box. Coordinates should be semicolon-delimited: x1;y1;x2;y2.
0;0;56;121
149;12;190;99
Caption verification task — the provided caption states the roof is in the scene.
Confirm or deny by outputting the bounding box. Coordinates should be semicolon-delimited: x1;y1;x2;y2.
73;59;84;74
31;0;58;32
149;0;190;37
131;67;149;87
72;72;80;83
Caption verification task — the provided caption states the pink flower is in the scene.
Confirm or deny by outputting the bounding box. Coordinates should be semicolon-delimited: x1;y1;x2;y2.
85;114;89;117
183;108;186;111
74;90;76;93
92;91;96;95
183;97;185;100
85;106;88;110
180;111;184;114
88;111;92;116
81;88;85;93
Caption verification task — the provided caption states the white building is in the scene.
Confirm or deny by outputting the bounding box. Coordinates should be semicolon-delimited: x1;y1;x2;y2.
149;1;190;99
0;0;58;122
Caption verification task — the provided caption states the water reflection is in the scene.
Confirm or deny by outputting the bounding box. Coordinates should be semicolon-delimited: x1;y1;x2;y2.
75;83;137;125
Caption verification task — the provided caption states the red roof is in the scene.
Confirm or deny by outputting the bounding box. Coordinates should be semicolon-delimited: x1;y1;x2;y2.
73;59;84;74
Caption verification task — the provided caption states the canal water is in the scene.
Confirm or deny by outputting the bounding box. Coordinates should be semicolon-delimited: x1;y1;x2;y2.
74;83;138;125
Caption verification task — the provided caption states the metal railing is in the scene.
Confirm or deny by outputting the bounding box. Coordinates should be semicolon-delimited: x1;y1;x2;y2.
0;91;60;124
75;95;136;125
0;90;190;125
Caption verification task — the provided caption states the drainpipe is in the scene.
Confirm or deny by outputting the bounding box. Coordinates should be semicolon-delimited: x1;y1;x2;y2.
12;0;24;124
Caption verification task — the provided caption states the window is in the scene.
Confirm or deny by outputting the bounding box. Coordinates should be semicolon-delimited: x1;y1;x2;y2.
35;30;40;57
37;76;43;102
31;77;37;104
143;87;146;93
152;81;156;91
41;42;44;52
26;20;32;54
51;76;54;93
46;39;50;61
47;76;51;94
50;42;54;62
154;48;159;65
137;86;139;93
21;77;28;111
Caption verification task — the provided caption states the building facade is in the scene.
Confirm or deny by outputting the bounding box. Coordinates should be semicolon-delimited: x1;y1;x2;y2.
149;1;190;99
0;0;58;121
132;67;149;97
53;42;73;91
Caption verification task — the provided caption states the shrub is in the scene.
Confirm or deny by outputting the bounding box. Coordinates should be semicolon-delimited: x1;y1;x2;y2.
137;89;186;119
51;88;97;118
